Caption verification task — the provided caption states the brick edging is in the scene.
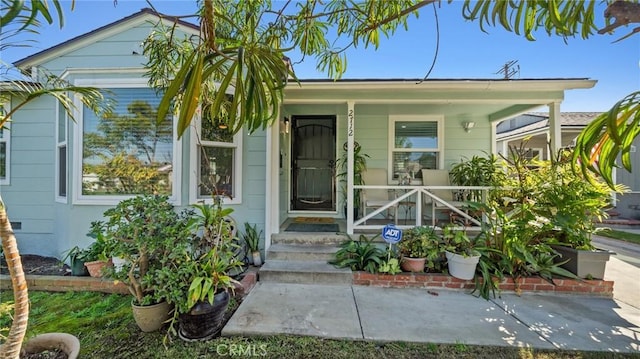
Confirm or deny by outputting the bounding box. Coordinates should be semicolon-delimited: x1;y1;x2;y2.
0;267;260;297
0;274;129;294
353;272;614;297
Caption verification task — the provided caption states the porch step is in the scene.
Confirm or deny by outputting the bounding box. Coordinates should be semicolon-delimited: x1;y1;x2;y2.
258;259;352;285
259;232;352;285
271;232;349;246
267;243;339;261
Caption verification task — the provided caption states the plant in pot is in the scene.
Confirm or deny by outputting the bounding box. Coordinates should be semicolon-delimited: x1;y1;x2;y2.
83;225;114;278
397;226;437;273
242;222;263;266
90;194;189;332
449;153;501;202
442;225;481;280
529;149;622;279
336;141;369;219
61;246;91;276
155;199;244;341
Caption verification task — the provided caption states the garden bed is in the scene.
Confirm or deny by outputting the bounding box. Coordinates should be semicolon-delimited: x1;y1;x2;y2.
353;271;614;297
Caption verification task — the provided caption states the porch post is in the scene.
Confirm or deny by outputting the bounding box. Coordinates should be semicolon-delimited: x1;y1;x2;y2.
264;110;281;252
548;102;562;158
346;101;355;234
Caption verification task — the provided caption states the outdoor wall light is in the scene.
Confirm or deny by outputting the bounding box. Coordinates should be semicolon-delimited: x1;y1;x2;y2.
462;121;475;132
283;117;290;134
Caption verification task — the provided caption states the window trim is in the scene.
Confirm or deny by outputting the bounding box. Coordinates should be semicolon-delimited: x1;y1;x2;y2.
189;112;243;205
72;78;182;205
0;100;10;185
55;100;67;203
388;115;444;183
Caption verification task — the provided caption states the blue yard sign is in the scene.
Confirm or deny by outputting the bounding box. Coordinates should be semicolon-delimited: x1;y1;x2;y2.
382;224;402;244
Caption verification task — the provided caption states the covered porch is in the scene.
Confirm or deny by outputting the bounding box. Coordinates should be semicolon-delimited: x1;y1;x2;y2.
266;78;596;244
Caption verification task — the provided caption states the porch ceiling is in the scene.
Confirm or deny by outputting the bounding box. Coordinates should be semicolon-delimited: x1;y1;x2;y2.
283;78;596;122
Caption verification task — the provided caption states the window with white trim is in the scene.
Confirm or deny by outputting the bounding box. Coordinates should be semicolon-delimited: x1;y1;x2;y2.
56;100;67;201
190;108;242;204
0;102;10;185
389;116;443;180
75;81;178;203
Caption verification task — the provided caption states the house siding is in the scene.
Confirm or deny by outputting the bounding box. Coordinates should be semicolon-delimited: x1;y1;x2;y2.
1;95;57;256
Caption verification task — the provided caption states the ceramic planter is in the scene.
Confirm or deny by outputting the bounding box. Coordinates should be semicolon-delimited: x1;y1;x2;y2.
70;257;89;276
551;245;614;279
23;333;80;359
178;291;230;341
401;257;427;272
251;251;262;266
132;300;171;332
445;251;480;280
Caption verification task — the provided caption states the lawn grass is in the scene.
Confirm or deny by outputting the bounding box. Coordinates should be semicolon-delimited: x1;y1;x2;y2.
597;228;640;245
1;291;639;358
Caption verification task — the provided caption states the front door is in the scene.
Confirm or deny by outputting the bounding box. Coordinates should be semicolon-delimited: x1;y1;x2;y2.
290;115;336;211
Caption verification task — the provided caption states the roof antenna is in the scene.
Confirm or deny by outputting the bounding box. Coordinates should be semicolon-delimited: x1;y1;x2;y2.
495;60;520;79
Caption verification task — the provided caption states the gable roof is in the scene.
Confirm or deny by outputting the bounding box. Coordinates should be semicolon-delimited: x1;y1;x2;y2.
496;112;601;139
13;8;199;69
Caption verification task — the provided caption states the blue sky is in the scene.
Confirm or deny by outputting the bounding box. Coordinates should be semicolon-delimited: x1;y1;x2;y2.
3;0;639;112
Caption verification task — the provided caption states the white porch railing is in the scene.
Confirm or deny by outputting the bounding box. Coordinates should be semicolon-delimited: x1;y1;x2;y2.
350;185;492;232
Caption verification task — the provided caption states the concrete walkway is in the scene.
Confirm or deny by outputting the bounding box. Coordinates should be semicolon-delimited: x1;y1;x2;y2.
223;247;640;353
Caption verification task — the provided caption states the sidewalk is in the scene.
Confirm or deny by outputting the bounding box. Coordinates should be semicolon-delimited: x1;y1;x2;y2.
222;256;640;353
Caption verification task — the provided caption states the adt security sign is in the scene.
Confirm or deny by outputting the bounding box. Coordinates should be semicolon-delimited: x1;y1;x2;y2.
382;224;402;244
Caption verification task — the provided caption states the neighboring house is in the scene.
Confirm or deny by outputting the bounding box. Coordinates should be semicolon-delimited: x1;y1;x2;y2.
1;9;598;258
496;112;600;160
497;112;640;219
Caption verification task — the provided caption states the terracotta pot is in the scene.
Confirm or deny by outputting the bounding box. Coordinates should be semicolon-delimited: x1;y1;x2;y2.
84;259;111;278
132;300;172;332
22;333;80;359
401;257;426;272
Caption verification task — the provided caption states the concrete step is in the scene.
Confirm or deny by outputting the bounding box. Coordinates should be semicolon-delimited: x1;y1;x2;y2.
259;259;352;285
271;232;350;246
267;243;339;261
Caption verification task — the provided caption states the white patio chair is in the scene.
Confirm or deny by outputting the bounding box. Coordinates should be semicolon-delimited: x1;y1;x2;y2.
421;169;465;226
362;168;398;224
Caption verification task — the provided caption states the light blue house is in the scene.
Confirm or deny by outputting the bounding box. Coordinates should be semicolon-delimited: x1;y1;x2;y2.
1;9;596;259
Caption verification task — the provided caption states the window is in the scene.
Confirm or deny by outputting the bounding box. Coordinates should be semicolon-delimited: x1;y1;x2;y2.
74;79;179;204
0;102;10;185
56;100;67;201
389;116;443;181
190;108;242;204
523;148;542;161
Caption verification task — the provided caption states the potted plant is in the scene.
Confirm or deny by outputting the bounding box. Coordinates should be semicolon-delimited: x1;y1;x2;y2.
397;226;439;272
449;154;500;202
336;141;369;219
83;226;114;278
61;246;90;276
242;222;263;266
155;199;244;341
90;194;188;332
442;225;481;280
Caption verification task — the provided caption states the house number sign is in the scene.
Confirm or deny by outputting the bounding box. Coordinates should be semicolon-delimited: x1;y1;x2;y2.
382;224;402;244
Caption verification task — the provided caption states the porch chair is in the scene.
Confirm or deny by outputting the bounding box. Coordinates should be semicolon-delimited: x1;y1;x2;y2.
362;168;398;224
421;169;465;227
